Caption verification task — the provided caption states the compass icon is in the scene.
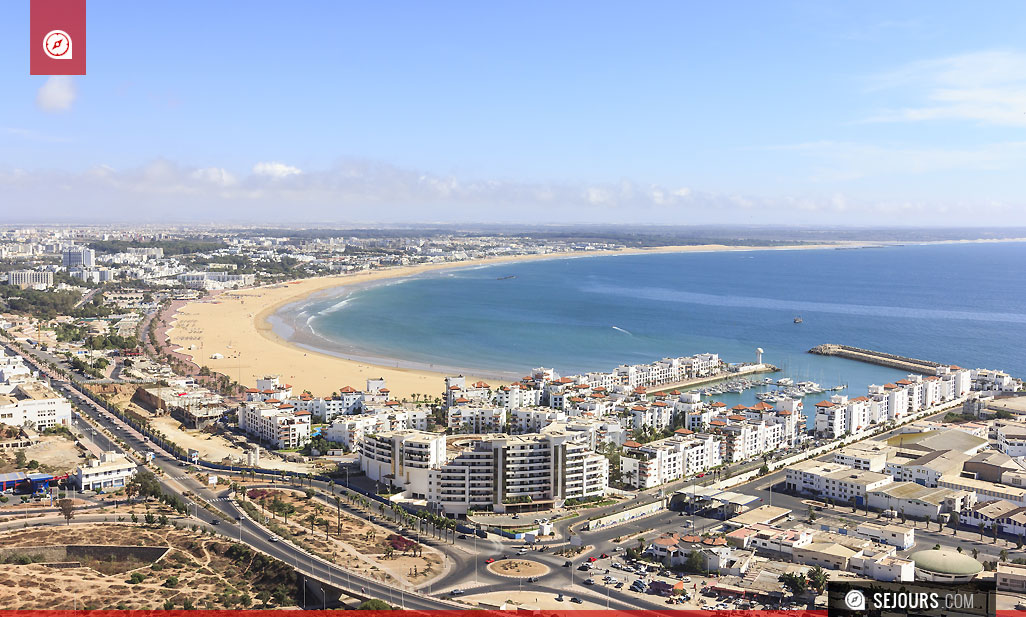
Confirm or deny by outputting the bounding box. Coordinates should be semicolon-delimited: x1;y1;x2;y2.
44;30;72;60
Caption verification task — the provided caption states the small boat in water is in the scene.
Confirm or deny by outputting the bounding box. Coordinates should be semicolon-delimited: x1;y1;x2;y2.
794;315;803;323
497;275;517;280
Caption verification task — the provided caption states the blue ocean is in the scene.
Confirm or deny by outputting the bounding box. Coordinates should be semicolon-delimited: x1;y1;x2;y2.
277;242;1026;422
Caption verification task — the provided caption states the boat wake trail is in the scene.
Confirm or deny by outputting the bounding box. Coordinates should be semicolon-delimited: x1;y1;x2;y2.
611;326;633;336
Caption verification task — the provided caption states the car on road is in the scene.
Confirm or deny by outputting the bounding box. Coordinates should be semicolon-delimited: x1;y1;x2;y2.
614;546;624;551
583;578;595;585
600;553;609;558
457;534;469;539
485;558;496;563
527;576;539;583
570;597;583;604
563;560;573;567
211;519;220;525
268;535;279;542
681;576;691;583
578;564;590;571
450;589;464;596
517;550;528;555
587;556;598;562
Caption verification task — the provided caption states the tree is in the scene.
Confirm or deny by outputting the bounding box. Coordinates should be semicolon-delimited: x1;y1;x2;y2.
57;498;75;525
807;505;816;522
1001;549;1009;562
357;599;392;610
685;550;704;573
778;572;807;598
807;565;829;594
979;521;986;540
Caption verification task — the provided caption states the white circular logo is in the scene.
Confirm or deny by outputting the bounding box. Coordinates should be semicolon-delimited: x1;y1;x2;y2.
845;589;867;611
44;30;73;60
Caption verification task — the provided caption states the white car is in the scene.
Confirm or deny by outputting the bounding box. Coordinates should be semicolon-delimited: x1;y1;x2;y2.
268;535;279;542
614;546;624;551
681;576;691;583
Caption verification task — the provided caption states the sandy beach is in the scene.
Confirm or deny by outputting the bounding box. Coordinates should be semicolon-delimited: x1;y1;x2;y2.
166;242;851;400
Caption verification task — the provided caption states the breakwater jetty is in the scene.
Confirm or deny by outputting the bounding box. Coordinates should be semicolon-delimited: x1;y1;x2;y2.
809;344;942;375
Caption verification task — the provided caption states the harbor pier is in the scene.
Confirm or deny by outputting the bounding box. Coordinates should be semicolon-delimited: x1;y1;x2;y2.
808;344;943;374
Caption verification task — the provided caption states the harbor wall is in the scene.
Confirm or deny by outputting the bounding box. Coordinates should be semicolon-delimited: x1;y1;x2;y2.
809;344;942;374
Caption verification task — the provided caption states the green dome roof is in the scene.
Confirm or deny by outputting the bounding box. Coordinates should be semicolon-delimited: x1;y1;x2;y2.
910;549;983;576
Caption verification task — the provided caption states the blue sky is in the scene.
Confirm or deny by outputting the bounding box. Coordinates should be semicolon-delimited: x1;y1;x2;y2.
2;1;1026;224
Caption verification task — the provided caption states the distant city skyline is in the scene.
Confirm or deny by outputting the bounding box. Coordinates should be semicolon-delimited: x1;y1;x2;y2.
3;1;1026;225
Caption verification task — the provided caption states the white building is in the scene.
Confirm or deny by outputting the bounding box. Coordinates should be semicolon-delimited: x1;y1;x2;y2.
75;451;137;491
855;522;915;550
998;425;1026;457
621;433;721;489
0;380;72;430
360;430;447;500
427;431;608;515
7;270;54;289
178;271;255;289
62;246;95;268
447;405;507;433
237;401;311;449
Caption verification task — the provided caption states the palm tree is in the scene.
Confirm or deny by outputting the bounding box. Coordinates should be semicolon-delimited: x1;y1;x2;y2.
979;521;986;540
807;565;829;594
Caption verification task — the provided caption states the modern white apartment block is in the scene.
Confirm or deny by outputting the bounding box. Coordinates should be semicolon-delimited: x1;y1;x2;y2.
360;430;447;499
238;401;312;449
620;433;722;489
427;431;608;515
6;270;54;289
177;271;255;289
0;380;72;430
325;408;429;449
75;451;137;491
244;375;294;403
510;408;568;434
447;405;507;433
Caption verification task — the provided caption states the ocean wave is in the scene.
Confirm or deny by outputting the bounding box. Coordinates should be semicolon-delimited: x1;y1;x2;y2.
581;283;1026;324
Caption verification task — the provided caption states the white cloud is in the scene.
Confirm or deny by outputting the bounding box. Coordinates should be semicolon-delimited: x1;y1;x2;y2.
865;50;1026;127
252;161;302;178
36;76;77;113
0;156;1023;225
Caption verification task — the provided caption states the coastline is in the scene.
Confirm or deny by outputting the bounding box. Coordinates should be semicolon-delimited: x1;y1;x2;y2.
165;238;1023;400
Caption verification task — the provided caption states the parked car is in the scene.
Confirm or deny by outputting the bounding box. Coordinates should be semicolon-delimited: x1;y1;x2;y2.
450;589;464;596
485;558;496;563
583;578;595;585
457;534;469;539
563;560;573;567
600;553;609;559
570;597;583;604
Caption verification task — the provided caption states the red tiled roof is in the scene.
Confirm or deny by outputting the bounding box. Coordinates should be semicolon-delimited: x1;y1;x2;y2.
278;404;294;409
777;411;792;416
815;400;835;408
732;404;748;411
294;410;311;416
339;386;357;393
727;415;746;421
454;397;470;404
674;428;693;434
710;420;727;427
623;440;642;448
652;401;668;407
245;388;258;393
710;402;727;408
632;405;647;411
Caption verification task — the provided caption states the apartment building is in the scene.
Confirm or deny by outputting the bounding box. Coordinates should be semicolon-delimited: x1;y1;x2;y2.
427;431;608;515
997;424;1026;457
621;433;722;489
244;375;294;403
855;522;915;550
834;442;890;472
0;380;72;430
360;430;446;499
447;405;507;433
324;408;429;450
6;270;54;289
237;401;311;449
510;408;567;434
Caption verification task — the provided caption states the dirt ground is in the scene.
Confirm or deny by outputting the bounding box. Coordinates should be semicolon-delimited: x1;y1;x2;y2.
486;558;550;578
0;523;299;610
242;487;444;589
0;433;86;474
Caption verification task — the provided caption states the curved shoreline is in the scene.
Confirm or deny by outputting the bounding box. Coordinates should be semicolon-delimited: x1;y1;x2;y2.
166;241;867;399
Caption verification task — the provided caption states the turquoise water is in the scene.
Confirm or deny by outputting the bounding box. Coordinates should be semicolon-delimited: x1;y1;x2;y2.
278;242;1026;422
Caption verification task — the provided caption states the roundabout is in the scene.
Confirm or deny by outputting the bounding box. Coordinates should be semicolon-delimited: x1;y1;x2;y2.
486;558;551;578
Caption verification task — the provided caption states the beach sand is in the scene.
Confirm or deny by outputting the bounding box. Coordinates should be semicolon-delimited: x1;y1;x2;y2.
167;243;843;400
